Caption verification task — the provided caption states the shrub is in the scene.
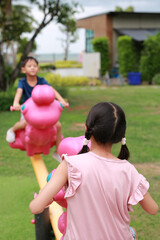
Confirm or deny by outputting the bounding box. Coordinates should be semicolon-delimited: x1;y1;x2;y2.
39;64;56;70
92;37;110;76
39;61;82;70
44;72;101;87
0;89;15;111
117;36;140;77
55;60;82;68
54;86;69;98
152;73;160;85
4;64;13;86
139;32;160;83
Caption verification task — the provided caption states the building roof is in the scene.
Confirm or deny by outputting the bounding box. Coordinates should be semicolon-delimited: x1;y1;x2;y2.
77;11;160;20
116;29;159;41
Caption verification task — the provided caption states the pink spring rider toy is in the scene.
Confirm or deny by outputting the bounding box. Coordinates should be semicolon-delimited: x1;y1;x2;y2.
9;85;65;156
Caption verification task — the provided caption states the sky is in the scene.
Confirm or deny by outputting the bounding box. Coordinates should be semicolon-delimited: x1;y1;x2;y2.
28;0;160;54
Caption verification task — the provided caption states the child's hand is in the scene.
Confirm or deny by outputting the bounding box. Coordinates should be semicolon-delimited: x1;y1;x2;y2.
13;103;21;111
61;101;69;108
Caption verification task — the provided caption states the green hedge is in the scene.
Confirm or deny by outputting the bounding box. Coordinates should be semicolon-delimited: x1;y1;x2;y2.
139;32;160;83
117;36;140;77
0;89;16;111
39;64;56;70
55;60;82;69
39;60;82;70
44;73;101;87
92;37;110;76
152;73;160;85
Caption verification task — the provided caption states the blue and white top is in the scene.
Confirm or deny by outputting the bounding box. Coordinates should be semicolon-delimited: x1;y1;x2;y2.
18;76;50;103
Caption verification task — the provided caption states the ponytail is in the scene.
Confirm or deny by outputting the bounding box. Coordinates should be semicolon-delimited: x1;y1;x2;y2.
78;128;92;154
78;144;90;154
118;144;130;160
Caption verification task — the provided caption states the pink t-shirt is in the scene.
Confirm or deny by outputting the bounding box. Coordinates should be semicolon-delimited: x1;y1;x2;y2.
63;152;149;240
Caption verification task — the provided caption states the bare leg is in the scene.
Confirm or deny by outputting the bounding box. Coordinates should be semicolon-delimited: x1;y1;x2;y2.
55;121;62;154
12;119;27;132
6;119;27;143
52;121;62;162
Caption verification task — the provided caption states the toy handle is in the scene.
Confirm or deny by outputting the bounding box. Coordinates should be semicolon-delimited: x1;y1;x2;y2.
10;106;15;112
66;103;69;108
10;105;22;112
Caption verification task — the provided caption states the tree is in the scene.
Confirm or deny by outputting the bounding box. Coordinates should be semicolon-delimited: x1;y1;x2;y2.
115;5;134;12
0;0;36;90
59;17;79;61
115;6;123;12
58;4;82;60
125;6;134;12
0;0;79;91
0;0;12;91
17;37;37;55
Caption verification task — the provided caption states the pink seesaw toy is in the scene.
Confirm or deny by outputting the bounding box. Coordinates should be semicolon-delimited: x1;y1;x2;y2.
47;169;67;240
58;135;91;156
9;85;66;156
46;137;91;240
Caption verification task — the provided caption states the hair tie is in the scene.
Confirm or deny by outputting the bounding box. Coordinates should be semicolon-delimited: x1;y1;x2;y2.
121;137;126;145
83;138;89;146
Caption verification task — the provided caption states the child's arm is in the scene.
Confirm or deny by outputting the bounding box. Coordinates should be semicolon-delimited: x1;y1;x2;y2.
13;88;23;111
29;160;68;214
52;87;68;107
139;192;159;215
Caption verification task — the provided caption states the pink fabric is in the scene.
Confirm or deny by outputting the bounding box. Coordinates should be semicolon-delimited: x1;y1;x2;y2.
63;152;149;240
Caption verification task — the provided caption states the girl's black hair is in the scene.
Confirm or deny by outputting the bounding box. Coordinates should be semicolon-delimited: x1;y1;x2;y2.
21;56;39;67
79;102;130;160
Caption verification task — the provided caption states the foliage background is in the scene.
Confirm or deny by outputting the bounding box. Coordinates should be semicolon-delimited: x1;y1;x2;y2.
117;35;140;77
139;32;160;83
92;37;110;76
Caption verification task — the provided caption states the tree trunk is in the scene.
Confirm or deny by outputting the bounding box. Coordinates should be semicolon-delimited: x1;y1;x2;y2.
11;41;17;68
0;51;7;91
3;0;12;15
0;0;12;91
3;1;58;89
64;32;70;61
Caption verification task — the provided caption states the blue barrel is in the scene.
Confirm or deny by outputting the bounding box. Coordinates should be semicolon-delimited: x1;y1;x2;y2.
128;72;141;85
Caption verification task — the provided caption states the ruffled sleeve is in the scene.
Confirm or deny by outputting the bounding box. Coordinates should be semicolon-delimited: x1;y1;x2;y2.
128;174;149;210
63;155;82;198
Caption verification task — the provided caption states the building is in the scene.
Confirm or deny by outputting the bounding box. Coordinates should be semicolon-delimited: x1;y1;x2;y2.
76;12;160;67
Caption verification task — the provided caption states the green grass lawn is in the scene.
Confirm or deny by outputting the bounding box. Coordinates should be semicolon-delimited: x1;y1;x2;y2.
0;85;160;239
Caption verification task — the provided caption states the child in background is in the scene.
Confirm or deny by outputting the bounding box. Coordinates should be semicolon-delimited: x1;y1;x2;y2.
6;56;68;162
29;102;158;240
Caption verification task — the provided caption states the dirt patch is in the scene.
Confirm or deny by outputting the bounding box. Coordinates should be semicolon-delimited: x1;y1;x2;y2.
134;162;160;175
143;106;160;115
74;123;85;127
69;122;85;131
67;105;89;113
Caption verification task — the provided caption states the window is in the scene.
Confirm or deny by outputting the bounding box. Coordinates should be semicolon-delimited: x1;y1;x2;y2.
86;29;94;52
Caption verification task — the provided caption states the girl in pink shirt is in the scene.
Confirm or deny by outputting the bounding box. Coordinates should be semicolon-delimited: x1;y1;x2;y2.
30;102;158;240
